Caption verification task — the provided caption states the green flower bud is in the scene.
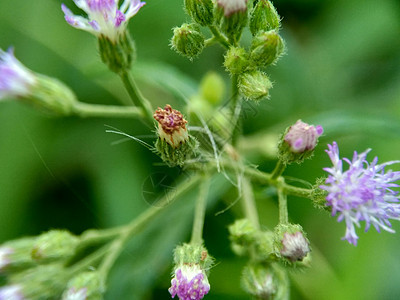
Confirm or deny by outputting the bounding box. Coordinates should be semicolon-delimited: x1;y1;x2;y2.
273;223;311;264
0;237;36;274
173;243;213;269
228;219;257;256
238;70;272;101
224;46;250;75
250;30;284;67
250;0;281;36
171;23;205;60
278;120;324;164
98;31;135;74
200;71;226;105
31;230;79;264
9;264;68;299
184;0;214;26
241;263;289;300
311;178;330;211
62;272;105;300
153;104;198;167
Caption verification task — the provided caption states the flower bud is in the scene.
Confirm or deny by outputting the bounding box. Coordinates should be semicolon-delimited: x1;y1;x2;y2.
0;238;37;274
273;223;311;263
250;0;281;36
200;71;226;105
31;230;79;264
241;263;289;300
98;31;135;74
184;0;214;26
153;104;198;167
250;30;284;67
278;119;324;164
223;46;249;75
169;244;213;300
171;23;205;60
62;272;104;300
218;0;249;43
228;219;257;256
238;70;272;101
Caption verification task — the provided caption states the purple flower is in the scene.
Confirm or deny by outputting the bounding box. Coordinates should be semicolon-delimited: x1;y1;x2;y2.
0;285;24;300
61;0;146;42
169;265;210;300
284;120;323;153
0;48;36;100
320;142;400;245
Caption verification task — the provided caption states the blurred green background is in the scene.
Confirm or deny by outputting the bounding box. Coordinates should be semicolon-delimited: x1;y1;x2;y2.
1;0;400;299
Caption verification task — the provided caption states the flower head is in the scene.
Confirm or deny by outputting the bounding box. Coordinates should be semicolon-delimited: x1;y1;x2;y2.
62;287;87;300
169;264;210;300
320;142;400;245
280;231;310;262
61;0;145;42
217;0;248;16
0;285;24;300
0;48;36;100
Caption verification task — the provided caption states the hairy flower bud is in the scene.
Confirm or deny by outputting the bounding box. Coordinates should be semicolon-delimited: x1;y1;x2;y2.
224;46;249;75
169;244;213;300
250;0;280;36
278;120;323;164
217;0;249;43
62;272;104;300
171;23;205;60
228;219;257;256
200;72;226;105
153;104;198;167
273;223;311;263
241;263;289;300
31;230;79;264
0;238;37;274
184;0;214;26
250;30;284;67
238;70;272;101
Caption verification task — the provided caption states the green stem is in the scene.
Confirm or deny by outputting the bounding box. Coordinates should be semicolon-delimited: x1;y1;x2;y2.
190;176;210;245
119;71;154;124
97;174;202;279
278;180;289;224
241;177;260;229
72;102;144;119
204;37;217;47
270;159;286;181
230;74;241;145
208;25;230;49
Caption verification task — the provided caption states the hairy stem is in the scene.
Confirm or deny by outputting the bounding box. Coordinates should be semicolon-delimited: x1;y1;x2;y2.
241;177;260;229
208;25;230;49
190;175;211;245
72;102;144;119
278;180;289;224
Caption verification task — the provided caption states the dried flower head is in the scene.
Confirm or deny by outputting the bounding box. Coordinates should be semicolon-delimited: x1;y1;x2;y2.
61;0;145;42
0;48;36;100
320;142;400;245
154;104;189;148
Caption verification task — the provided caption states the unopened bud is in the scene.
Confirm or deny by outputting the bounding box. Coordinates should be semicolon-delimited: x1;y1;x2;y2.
228;219;257;256
0;238;36;274
274;223;311;263
62;272;104;300
31;230;79;264
171;23;205;60
153;104;198;167
238;70;272;101
250;0;281;36
184;0;214;26
278;119;323;164
241;263;289;300
224;46;249;75
200;71;226;105
98;31;135;74
217;0;250;43
250;30;284;67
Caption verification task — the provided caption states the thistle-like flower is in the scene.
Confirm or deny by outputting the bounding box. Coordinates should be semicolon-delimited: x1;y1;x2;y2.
61;0;146;42
320;142;400;245
217;0;248;16
169;264;210;300
0;48;36;100
0;285;24;300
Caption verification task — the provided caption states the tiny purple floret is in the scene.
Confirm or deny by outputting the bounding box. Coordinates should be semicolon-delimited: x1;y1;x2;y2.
169;265;210;300
320;142;400;245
